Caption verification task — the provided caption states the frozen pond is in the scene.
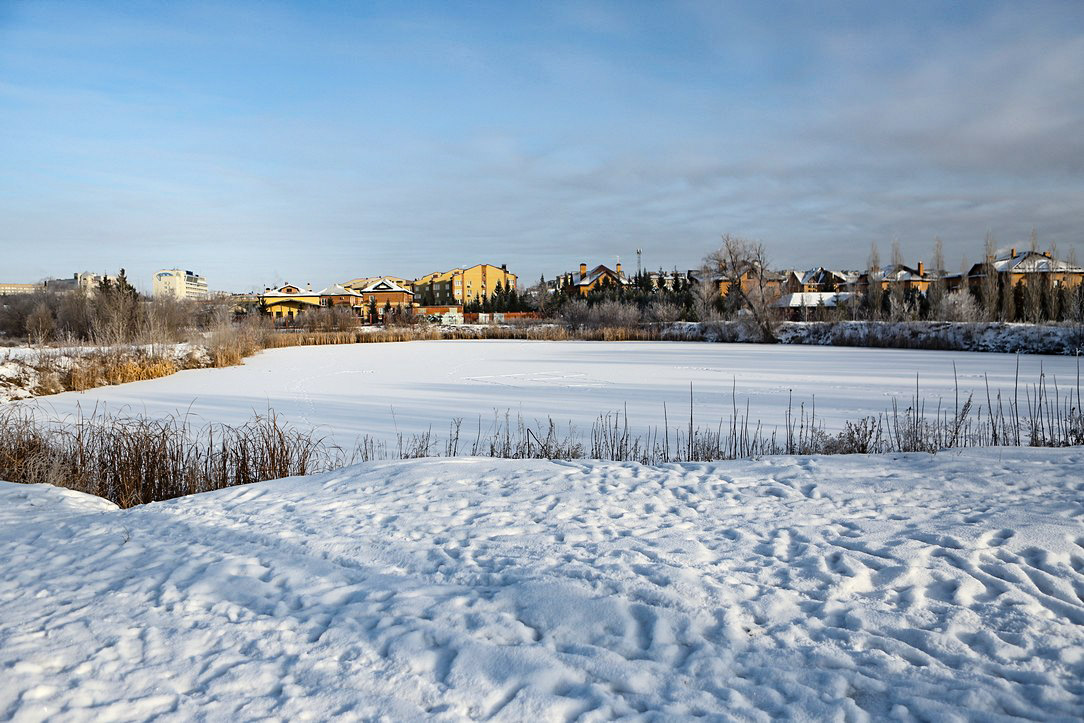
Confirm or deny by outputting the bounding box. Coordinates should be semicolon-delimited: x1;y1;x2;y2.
20;340;1081;443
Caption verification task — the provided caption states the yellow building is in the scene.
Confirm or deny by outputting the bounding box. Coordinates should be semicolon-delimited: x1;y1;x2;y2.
412;264;517;306
259;283;321;320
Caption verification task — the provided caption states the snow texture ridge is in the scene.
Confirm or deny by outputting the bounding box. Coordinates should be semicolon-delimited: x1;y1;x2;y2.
2;448;1083;720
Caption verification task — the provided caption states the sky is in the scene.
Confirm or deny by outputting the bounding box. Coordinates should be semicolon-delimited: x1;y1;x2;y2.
2;0;1082;292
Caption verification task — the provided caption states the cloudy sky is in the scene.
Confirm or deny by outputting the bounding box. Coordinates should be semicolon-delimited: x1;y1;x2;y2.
2;1;1082;292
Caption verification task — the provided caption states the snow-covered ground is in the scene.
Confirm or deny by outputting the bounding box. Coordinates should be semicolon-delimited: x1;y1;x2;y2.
18;340;1082;444
2;449;1082;719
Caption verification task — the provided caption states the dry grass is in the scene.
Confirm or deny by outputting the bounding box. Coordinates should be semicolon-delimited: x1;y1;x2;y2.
0;408;337;508
67;355;182;391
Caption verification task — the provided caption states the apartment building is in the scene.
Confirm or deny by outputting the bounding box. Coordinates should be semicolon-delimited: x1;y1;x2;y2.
153;269;209;300
0;283;40;296
411;264;517;305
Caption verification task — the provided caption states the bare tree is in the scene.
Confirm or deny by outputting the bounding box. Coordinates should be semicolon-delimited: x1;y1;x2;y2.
692;275;722;322
27;302;55;346
926;237;945;319
56;290;93;341
889;240;907;320
525;277;555;317
867;242;883;321
980;233;999;321
646;300;683;324
1023;275;1042;324
702;234;780;342
1000;276;1016;322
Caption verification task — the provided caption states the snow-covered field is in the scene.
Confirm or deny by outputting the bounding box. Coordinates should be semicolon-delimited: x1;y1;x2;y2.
3;449;1082;719
18;341;1082;444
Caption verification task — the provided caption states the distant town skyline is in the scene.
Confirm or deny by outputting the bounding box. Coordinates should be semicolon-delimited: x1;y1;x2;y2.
2;1;1082;292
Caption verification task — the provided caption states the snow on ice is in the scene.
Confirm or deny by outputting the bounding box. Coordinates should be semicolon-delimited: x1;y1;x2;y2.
20;340;1083;443
2;449;1083;719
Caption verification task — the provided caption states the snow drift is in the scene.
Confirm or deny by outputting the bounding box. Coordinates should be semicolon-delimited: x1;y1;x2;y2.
2;449;1083;720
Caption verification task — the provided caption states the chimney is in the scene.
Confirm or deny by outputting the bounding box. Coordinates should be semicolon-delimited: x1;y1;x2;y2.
1010;247;1016;258
579;262;587;277
917;261;925;276
616;261;622;275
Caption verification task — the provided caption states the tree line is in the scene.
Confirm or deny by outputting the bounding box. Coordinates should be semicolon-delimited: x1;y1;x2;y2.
0;269;230;345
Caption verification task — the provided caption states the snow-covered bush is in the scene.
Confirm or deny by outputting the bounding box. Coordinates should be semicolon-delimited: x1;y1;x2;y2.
936;290;982;322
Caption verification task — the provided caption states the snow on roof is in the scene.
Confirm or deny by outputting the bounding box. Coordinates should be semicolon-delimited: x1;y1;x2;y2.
775;292;855;308
992;251;1084;274
867;264;929;282
317;284;361;297
575;264;630;286
260;285;320;300
796;267;851;286
358;278;414;295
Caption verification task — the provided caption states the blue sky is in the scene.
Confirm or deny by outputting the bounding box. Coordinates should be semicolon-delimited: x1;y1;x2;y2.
2;1;1082;292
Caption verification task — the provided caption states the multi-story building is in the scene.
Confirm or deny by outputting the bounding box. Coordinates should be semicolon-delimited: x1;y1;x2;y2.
0;282;40;296
411;264;516;306
44;272;118;294
153;269;209;300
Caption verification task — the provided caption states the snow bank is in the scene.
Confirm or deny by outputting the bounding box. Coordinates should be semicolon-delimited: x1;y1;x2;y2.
3;449;1082;719
665;320;1084;355
778;320;1084;355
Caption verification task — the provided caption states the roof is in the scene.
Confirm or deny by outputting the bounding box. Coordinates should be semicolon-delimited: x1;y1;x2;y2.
415;269;461;284
966;250;1084;278
775;292;855;308
343;276;411;289
797;267;850;286
865;264;929;282
317;284;361;297
260;284;320;301
358;278;414;295
574;264;630;287
992;251;1084;274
